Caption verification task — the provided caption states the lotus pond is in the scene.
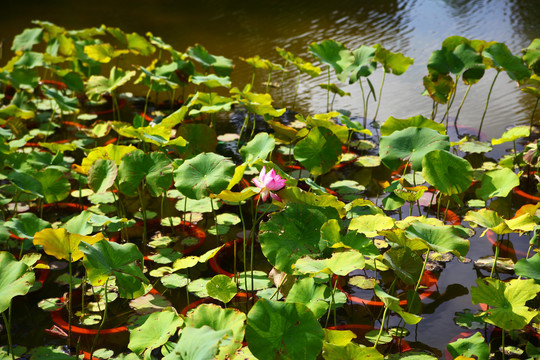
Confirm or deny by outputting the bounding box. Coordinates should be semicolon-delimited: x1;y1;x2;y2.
0;22;539;360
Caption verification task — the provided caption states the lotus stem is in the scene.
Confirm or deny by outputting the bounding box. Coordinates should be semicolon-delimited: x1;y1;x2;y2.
210;197;219;244
374;306;390;347
490;234;500;278
68;253;73;347
237;113;249;149
529;97;539;140
501;329;505;360
408;249;430;314
239;204;248;291
137;187;148;252
89;278;109;360
359;79;367;129
441;75;459;129
2;308;14;360
265;70;272;94
143;83;153;119
431;101;438;121
372;70;386;122
478;70;500;138
454;84;472;136
326;68;330;113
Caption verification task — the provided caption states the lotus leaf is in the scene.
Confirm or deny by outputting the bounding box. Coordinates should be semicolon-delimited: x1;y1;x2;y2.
246;299;324;360
380;127;450;171
514;254;540;282
206;275;237;303
240;132;275;164
309;40;354;75
184;304;246;360
88;159;117;194
33;228;104;262
446;332;489;360
294;126;342;177
405;221;469;257
421;149;472;195
286;277;346;319
483;42;531;84
259;203;340;273
4;213;50;239
476;168;519;200
381;115;446;137
0;252;35;313
80;239;148;298
471;278;540;331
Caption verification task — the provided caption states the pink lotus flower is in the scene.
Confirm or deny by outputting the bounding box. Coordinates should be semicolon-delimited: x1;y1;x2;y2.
252;166;286;202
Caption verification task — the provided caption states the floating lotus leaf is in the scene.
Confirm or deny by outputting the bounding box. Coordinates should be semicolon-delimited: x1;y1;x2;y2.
206;275;237;303
476;168;519;200
471;278;540;331
80;239;148;299
380;127;450;171
294;126;343;177
174;152;235;200
246;299;324;360
259;203;340;273
128;307;183;357
421;150;472;195
457;140;492;153
184;304;246;360
348;214;395;238
464;209;537;236
33;228;104;262
0;252;35;313
323;342;383;360
381;115;446;137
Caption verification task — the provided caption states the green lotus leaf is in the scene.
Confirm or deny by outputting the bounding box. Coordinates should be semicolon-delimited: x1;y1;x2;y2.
118;150;173;197
11;27;43;52
276;46;321;77
302;113;351;143
514;254;540;282
446;332;489;360
80;239;149;299
323;342;383;360
184;304;246;360
320;219;342;248
483;42;531;84
457;140;492;153
246;299;324;360
259;203;340;273
294;126;343;177
523;38;540;75
374;43;414;76
190;74;231;88
4;213;50;239
14;51;43;68
427;42;485;84
33;228;104;262
348;214;395;238
176;123;217;158
36;168;71;203
128;307;183;357
471;278;540;331
309;40;354;74
164;326;233;360
0;252;35;313
206;275;237;304
380;115;446;137
240;132;275;164
188;92;235;115
423;74;455;106
187;44;234;77
236;271;272;292
174;152;234;200
88;159;117;194
161;273;189;288
38;142;78;153
463;209;537;235
421;150;472;195
294;250;365;277
64;210;94;235
491;125;530;145
286;277;346;319
380;127;450;171
8;169;43;198
84;43;128;63
405;221;469;257
338;45;377;83
175;197;222;213
78;144;137;175
126;32;155;56
86;66;136;100
373;285;422;325
476;168;519;200
42;87;79;112
318;83;350;97
382;246;424;286
338;115;372;136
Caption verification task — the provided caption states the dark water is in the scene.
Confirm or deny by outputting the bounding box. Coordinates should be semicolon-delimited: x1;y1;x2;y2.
1;0;540;356
1;0;540;139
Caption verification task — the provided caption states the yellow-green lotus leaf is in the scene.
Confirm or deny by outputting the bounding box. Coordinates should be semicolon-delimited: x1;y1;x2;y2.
348;214;395;237
33;228;104;262
77;144;137;174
